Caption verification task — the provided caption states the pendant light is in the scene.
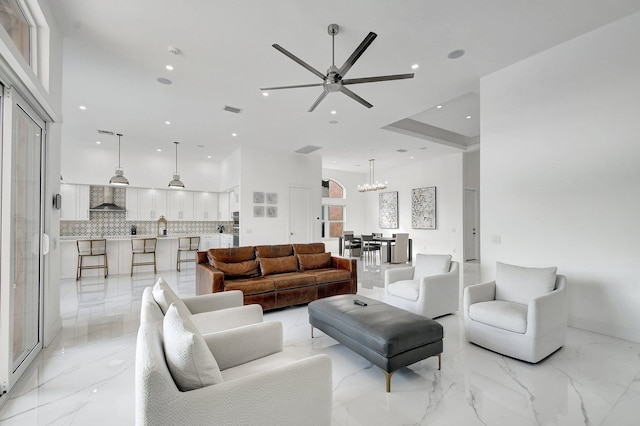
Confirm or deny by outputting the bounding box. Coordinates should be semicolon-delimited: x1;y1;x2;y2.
109;133;129;186
357;159;387;192
168;141;185;189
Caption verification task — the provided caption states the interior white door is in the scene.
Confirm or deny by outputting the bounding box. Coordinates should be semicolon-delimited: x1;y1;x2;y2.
464;188;480;261
289;187;311;243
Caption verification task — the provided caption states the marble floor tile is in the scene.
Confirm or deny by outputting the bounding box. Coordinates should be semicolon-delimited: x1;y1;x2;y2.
0;260;639;425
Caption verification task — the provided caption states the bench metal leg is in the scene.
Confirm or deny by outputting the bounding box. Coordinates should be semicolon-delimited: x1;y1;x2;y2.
438;353;442;370
382;369;395;393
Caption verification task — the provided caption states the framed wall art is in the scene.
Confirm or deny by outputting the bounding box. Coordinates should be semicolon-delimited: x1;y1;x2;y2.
379;191;398;229
253;191;265;204
411;186;436;229
266;192;278;204
253;206;265;217
266;206;278;218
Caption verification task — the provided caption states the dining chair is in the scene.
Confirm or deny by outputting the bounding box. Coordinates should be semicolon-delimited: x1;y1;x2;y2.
342;231;361;257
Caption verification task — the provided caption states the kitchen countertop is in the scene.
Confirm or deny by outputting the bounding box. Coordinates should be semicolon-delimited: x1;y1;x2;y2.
60;233;233;241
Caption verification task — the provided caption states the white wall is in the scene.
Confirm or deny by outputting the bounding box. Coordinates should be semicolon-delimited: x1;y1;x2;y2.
239;147;322;246
463;150;480;189
361;155;464;263
481;12;640;342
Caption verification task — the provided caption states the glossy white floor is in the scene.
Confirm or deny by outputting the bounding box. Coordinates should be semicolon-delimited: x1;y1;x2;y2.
1;259;639;425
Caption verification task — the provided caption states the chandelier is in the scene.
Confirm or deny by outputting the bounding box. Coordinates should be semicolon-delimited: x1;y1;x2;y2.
358;159;387;192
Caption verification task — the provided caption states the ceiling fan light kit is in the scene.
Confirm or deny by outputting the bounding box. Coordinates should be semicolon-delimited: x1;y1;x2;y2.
261;24;414;112
358;159;387;192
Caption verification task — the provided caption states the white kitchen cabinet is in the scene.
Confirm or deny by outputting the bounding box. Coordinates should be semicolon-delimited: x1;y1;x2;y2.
201;234;221;249
218;192;230;220
128;188;164;221
230;186;240;213
60;183;90;221
166;190;194;221
194;192;219;221
220;233;233;248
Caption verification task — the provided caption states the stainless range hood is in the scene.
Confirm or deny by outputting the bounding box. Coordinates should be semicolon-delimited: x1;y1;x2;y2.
90;186;126;211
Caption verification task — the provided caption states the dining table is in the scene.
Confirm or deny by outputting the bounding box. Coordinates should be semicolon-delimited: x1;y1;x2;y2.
338;235;412;263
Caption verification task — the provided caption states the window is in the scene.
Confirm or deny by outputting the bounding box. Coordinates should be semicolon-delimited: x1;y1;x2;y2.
0;0;31;65
321;179;345;238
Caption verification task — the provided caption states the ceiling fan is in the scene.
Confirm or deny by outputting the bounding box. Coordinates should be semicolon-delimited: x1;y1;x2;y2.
260;24;414;112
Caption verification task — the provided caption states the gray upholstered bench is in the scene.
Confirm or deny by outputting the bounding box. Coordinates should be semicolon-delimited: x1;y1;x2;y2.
308;294;443;392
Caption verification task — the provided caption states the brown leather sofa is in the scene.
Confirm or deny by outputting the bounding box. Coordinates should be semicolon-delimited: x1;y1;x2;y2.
196;243;357;311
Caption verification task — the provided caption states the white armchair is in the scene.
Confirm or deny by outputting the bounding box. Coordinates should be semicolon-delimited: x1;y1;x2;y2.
136;298;332;425
463;262;567;363
384;253;460;318
148;277;263;334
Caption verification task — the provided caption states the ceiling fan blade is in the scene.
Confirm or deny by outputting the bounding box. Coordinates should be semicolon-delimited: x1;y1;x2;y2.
342;73;414;85
337;32;377;78
308;90;329;112
260;83;324;91
339;86;373;109
272;44;326;80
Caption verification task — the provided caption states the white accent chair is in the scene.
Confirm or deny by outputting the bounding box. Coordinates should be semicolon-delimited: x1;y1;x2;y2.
136;292;332;425
149;277;263;334
463;262;567;363
384;253;460;318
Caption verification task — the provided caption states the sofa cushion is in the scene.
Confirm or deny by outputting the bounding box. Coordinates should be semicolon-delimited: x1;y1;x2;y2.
293;243;326;254
468;300;528;334
303;268;351;284
386;279;420;301
207;246;255;264
163;304;224;391
224;277;275;295
259;255;299;276
152;277;191;316
414;254;451;278
255;244;293;258
212;259;260;278
298;252;332;270
495;262;557;305
272;272;316;290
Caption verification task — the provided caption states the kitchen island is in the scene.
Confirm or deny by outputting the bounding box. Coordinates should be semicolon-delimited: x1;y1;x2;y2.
60;234;235;279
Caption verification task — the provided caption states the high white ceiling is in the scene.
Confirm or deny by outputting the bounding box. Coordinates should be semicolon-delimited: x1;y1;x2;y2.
51;0;640;173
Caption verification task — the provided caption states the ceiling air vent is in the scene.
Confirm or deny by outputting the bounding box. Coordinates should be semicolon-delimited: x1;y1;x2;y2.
295;145;322;154
223;105;242;114
397;149;408;153
97;129;115;135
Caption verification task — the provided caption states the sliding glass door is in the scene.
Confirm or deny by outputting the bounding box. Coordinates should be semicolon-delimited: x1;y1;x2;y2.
0;86;45;396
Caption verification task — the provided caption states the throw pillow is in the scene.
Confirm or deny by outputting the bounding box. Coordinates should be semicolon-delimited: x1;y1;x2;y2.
495;262;557;305
152;277;191;316
259;255;299;275
163;304;224;391
298;252;332;270
413;254;452;278
212;259;260;278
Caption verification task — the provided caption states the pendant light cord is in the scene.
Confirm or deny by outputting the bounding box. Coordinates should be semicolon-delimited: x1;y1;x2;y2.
116;133;123;168
174;141;179;174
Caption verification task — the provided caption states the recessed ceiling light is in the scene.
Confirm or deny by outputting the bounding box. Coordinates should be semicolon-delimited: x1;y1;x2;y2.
156;148;162;152
79;105;87;110
410;156;414;159
331;110;337;115
165;65;174;71
466;115;472;119
157;77;172;85
95;141;101;144
165;121;171;125
436;105;442;109
332;161;337;164
448;49;465;59
207;155;212;159
232;133;237;137
262;92;269;97
411;64;419;70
